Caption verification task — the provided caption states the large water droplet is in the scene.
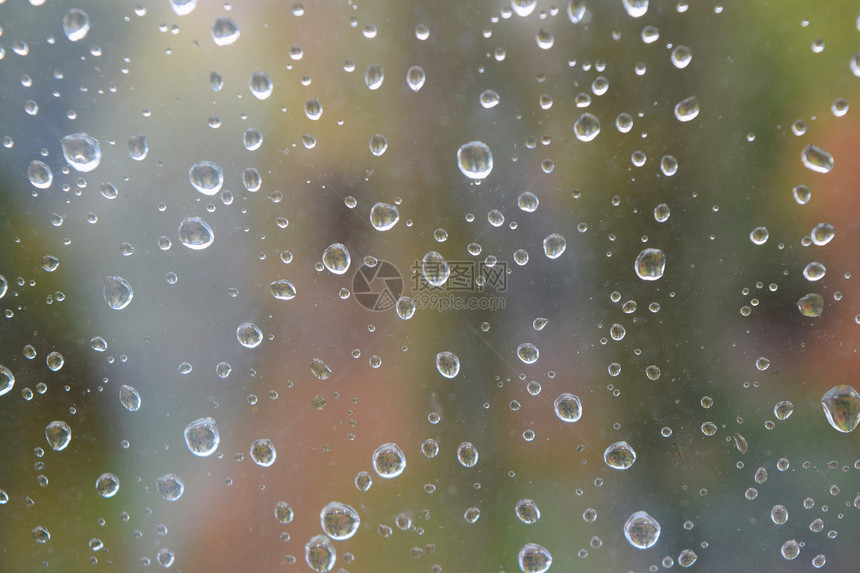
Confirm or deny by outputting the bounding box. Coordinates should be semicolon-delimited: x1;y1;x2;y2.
406;65;425;92
811;223;835;245
249;71;273;100
275;500;294;524
236;322;263;348
771;505;788;525
567;0;586;23
624;511;661;549
801;144;834;174
674;96;700;122
184;417;220;456
671;45;692;68
250;439;277;466
797;293;824;317
28;160;53;189
188;161;223;195
0;364;15;397
119;385;141;412
396;297;416;319
622;0;649;18
127;135;148;161
553;393;582;422
370;203;399;231
322;243;351;275
542;233;566;259
305;534;336;573
517;343;539;364
320;501;360;540
422;251;450;287
304;98;323;121
515;499;541;524
436;351;460;378
169;0;197;16
604;441;637;469
61;133;101;172
211;16;240;46
457;141;493;179
480;90;500;108
178;216;214;250
803;262;826;281
270;279;297;301
512;0;537;17
573;112;601;141
63;9;90;42
32;526;50;544
678;549;697;568
457;442;478;468
369;134;388;156
820;385;860;433
103;276;133;310
365;64;384;90
635;248;665;281
781;539;800;560
518;543;552;573
95;473;120;498
45;420;72;451
156;473;184;501
372;442;406;478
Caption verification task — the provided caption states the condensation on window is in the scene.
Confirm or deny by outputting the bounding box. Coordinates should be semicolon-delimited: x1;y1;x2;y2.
0;0;859;571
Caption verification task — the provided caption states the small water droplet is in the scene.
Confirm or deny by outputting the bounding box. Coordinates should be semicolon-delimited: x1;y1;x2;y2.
406;65;426;91
797;293;824;318
305;534;336;573
457;442;478;468
781;539;800;560
370;203;399;231
515;499;541;524
365;64;384;90
518;543;552;573
622;0;649;18
436;351;460;378
516;343;539;364
28;160;53;189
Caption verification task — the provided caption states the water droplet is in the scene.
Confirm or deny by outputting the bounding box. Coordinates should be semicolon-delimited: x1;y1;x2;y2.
184;417;220;456
370;203;399;231
654;203;670;222
674;96;700;122
457;141;493;179
365;64;384;90
320;501;360;540
771;505;788;525
781;539;800;560
793;184;811;205
304;98;323;121
543;233;566;258
423;251;450;287
28;160;53;189
372;442;406;478
811;223;835;245
41;255;59;272
802;145;834;174
671;45;692;68
634;248;666;281
63;9;89;42
127;135;147;161
233;323;263;350
797;293;824;318
243;168;261;192
604;441;637;469
701;422;717;436
464;507;480;523
369;134;388;156
250;438;277;467
480;90;500;109
211;16;240;46
554;393;582;422
517;343;539;364
733;432;748;454
305;534;336;573
322;243;351;275
188;161;223;195
95;473;119;498
274;500;294;524
103;276;133;310
177;216;214;250
624;511;661;549
660;155;678;176
515;499;541;524
456;442;478;468
354;471;372;492
812;554;826;568
678;549;697;568
573;112;601;141
61;133;101;172
406;65;425;92
512;0;537;17
32;526;50;544
518;543;552;573
622;0;649;18
45;420;72;451
774;401;793;420
249;71;273;100
156;548;175;568
436;351;460;378
820;385;860;433
396;297;416;320
156;473;184;501
533;317;548;331
169;0;197;16
270;280;296;301
117;385;141;412
803;262;826;281
0;365;15;397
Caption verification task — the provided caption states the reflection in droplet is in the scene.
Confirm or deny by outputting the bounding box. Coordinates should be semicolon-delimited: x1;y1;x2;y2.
543;233;566;259
396;297;416;320
0;365;15;397
322;243;351;275
320;501;360;540
369;134;388;157
184;417;220;456
603;441;636;469
811;223;835;245
305;534;336;573
554;393;582;422
518;543;552;573
771;505;788;525
119;385;141;412
95;473;120;498
622;0;649;18
28;160;53;189
801;144;834;174
365;64;384;90
517;343;539;364
178;216;214;250
457;441;478;468
423;251;450;287
436;351;460;378
61;133;101;172
457;141;493;179
236;322;263;348
781;539;800;560
250;439;277;467
249;71;273;100
634;248;665;281
370;203;399;231
774;401;793;421
406;65;426;92
573;112;601;141
45;420;72;451
63;9;90;41
820;385;860;433
156;473;184;501
372;442;406;478
270;279;297;300
797;293;824;318
211;17;240;46
624;511;661;549
275;500;294;524
169;0;197;16
32;526;50;544
103;276;133;310
480;90;500;108
189;161;223;195
803;262;826;281
674;96;700;122
128;135;147;161
515;499;541;524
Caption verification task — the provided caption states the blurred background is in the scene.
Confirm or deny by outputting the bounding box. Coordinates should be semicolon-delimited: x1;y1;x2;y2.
0;0;859;571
